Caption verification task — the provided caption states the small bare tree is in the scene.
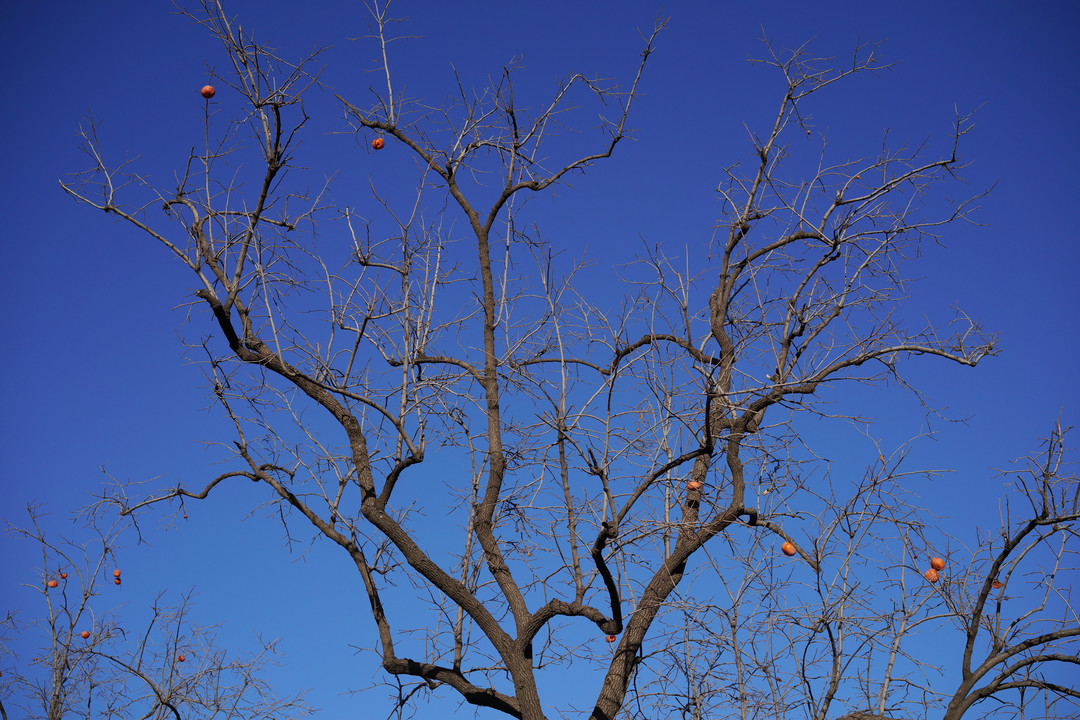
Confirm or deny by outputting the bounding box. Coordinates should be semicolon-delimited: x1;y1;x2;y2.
1;509;311;720
57;1;1076;718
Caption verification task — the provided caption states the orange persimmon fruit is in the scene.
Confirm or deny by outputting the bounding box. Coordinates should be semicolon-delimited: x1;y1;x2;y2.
924;568;940;583
80;631;90;639
687;480;703;491
47;580;58;588
930;557;946;571
605;635;617;643
781;542;796;557
200;85;216;99
371;137;385;150
113;569;121;578
59;572;68;579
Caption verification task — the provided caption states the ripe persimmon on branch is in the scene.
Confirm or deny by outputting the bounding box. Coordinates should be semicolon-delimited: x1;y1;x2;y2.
55;1;1076;719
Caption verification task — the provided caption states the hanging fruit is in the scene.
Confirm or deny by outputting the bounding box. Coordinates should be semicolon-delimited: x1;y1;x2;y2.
47;580;58;588
930;557;946;571
924;568;940;583
114;578;122;585
780;542;797;557
200;85;216;99
371;137;385;150
687;480;703;491
605;635;617;643
80;631;90;639
59;572;68;580
177;654;186;662
113;569;121;578
992;580;1004;589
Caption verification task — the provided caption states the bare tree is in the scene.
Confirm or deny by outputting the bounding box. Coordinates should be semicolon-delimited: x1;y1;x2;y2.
628;422;1078;720
57;1;1077;719
938;423;1080;719
1;509;311;720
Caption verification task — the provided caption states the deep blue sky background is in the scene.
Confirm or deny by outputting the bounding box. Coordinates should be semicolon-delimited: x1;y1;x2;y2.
2;1;1078;716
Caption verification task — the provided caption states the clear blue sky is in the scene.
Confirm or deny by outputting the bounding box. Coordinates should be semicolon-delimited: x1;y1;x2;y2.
2;1;1078;716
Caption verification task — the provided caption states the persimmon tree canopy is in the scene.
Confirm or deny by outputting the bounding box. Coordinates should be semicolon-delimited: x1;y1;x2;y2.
2;1;1077;719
